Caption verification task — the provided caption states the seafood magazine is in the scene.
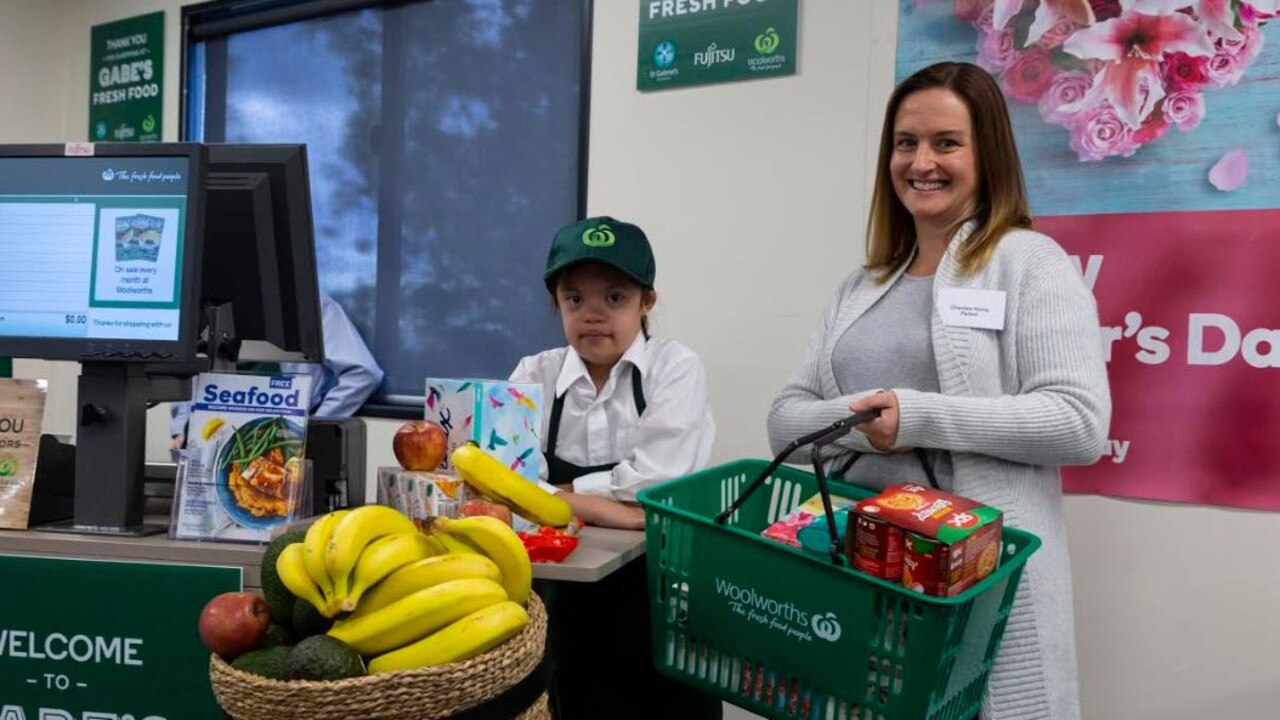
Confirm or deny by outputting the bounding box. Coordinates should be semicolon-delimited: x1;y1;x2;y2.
171;372;313;542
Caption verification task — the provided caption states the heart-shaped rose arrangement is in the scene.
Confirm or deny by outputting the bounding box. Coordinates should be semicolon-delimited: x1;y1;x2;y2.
952;0;1276;162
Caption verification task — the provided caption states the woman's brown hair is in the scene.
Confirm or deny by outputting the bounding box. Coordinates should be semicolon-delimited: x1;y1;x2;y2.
866;61;1033;281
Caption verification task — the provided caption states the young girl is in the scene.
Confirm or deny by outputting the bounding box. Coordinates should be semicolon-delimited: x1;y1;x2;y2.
510;216;722;720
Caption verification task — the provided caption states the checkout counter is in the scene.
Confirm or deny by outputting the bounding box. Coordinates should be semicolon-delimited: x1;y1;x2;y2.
4;435;647;588
0;521;647;590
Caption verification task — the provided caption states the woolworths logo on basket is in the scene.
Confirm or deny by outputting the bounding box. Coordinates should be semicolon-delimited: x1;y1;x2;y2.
714;578;842;643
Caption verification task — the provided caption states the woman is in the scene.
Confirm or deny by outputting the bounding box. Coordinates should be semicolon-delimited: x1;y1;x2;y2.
768;62;1110;720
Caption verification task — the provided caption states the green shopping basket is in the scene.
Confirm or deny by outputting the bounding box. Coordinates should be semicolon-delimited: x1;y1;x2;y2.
637;452;1040;720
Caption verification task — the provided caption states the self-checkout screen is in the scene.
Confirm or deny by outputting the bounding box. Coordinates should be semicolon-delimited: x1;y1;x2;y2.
0;156;189;342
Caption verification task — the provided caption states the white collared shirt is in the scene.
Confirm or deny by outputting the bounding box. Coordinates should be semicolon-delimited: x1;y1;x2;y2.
509;334;716;502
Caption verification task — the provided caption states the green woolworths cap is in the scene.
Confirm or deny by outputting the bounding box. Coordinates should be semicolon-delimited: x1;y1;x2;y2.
544;216;656;289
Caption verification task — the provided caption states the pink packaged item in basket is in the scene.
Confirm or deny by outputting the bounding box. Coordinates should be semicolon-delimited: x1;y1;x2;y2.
760;492;855;549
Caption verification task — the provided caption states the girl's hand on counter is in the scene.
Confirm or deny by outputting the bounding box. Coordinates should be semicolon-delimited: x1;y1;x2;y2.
558;492;645;530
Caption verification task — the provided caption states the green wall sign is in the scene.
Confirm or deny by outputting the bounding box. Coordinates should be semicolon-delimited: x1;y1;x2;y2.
637;0;797;92
89;12;164;142
0;555;241;720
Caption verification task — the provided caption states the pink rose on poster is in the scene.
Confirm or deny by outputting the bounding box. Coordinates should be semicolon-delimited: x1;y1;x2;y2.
1002;48;1058;102
954;0;1273;160
1161;91;1205;131
1208;148;1249;191
1207;51;1245;85
977;27;1019;73
1036;16;1080;49
1162;52;1210;92
1218;27;1265;63
1038;70;1094;123
1070;103;1139;161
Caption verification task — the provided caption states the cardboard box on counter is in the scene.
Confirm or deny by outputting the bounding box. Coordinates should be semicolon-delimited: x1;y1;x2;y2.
424;379;544;484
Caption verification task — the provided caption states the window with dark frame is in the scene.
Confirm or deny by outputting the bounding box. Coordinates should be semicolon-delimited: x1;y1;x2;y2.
182;0;591;416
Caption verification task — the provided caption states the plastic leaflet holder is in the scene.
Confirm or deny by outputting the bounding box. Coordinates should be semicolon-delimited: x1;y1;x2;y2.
169;372;313;543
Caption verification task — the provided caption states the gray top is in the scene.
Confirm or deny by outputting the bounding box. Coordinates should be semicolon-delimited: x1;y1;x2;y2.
831;272;953;491
768;222;1111;720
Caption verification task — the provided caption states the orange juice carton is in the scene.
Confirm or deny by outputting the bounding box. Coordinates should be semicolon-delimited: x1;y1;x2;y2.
399;469;470;524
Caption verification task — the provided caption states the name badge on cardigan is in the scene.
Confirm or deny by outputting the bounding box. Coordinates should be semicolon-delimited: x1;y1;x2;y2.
937;288;1006;330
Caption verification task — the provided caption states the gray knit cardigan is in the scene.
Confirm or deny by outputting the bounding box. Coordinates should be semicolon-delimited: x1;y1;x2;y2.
768;222;1111;720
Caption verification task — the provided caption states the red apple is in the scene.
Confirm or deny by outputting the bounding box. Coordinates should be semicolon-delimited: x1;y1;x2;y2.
460;498;514;526
198;591;270;661
393;420;449;471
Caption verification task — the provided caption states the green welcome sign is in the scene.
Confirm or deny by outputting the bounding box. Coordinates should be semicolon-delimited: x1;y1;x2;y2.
0;555;240;720
637;0;797;92
89;12;164;142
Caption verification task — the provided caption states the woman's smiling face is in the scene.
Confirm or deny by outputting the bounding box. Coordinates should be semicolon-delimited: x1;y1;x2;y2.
890;87;980;237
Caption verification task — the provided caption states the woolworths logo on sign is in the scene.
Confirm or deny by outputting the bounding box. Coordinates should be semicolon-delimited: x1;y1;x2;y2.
754;27;781;54
714;578;842;643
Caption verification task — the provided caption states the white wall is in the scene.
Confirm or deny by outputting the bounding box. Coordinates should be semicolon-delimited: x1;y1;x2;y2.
12;1;1279;719
0;0;81;434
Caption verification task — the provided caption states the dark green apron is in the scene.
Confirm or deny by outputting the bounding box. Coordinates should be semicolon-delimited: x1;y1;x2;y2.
538;366;721;720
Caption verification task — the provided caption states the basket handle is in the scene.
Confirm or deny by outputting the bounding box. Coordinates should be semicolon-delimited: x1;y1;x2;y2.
809;437;844;565
715;410;880;564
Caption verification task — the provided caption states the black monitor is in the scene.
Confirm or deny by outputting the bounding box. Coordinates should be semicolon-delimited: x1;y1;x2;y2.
0;143;205;361
0;142;207;535
203;143;324;365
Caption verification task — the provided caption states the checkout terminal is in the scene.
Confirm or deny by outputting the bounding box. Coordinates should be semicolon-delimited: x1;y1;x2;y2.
0;142;364;538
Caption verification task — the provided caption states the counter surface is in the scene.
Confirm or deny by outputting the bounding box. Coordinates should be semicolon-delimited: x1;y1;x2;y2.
0;523;647;588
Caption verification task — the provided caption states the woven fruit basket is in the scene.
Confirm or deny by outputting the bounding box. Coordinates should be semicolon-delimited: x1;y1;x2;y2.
210;593;549;720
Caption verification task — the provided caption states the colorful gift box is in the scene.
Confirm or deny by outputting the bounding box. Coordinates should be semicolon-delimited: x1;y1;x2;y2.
424;379;544;484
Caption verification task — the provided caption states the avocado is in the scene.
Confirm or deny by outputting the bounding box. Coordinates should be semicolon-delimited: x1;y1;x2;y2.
287;635;365;681
291;596;334;639
231;646;292;680
263;623;294;648
261;530;307;626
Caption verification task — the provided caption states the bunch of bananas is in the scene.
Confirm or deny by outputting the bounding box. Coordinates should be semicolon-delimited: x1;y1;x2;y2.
274;506;534;674
451;443;573;527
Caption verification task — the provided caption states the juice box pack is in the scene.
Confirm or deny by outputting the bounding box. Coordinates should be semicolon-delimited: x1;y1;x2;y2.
172;372;313;543
852;483;1003;597
375;467;470;528
424;379;544;484
761;491;857;550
